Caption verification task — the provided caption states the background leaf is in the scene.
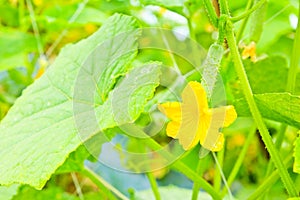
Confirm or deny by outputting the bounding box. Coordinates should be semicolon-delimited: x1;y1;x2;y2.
0;30;37;71
234;93;300;128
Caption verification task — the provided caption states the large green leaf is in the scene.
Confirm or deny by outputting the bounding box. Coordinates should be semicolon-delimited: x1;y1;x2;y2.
244;56;289;94
0;14;161;189
234;93;300;128
243;56;300;95
0;184;19;200
294;132;300;174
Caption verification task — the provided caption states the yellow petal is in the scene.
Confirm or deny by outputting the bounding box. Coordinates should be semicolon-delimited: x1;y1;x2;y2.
157;102;181;121
176;82;207;150
199;111;223;151
182;81;208;113
210;133;224;152
242;41;257;62
166;121;180;138
200;106;237;151
211;105;237;127
177;116;200;150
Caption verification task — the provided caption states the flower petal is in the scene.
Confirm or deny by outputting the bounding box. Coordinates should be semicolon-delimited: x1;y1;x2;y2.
210;133;224;152
176;82;208;150
211;105;237;127
157;102;181;121
182;81;208;113
199;111;224;151
166;121;180;138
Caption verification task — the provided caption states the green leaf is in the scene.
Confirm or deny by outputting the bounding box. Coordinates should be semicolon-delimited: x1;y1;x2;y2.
0;14;160;189
55;145;90;174
0;29;37;71
243;56;300;95
134;185;212;200
244;56;288;94
0;184;19;200
234;93;300;128
294;132;300;174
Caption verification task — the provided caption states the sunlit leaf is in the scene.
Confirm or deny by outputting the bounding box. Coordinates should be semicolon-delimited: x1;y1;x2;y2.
0;14;160;189
235;93;300;128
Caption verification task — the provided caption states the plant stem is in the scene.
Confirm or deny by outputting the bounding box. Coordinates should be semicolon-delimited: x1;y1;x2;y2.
81;166;127;200
248;155;293;200
286;1;300;93
265;124;287;177
214;148;224;191
191;155;210;200
71;173;84;200
236;0;254;41
146;172;161;200
191;160;202;200
203;0;219;27
121;124;222;200
230;0;267;22
221;125;256;197
172;161;222;200
225;18;298;197
219;0;230;15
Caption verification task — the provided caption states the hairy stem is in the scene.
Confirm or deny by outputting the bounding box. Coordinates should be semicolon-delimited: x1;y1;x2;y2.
203;0;219;27
225;18;298;197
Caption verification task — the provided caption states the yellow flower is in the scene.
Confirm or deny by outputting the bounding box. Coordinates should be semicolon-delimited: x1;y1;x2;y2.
242;41;257;62
158;81;237;151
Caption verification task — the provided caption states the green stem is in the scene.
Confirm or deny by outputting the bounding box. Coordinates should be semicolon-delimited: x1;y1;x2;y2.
230;0;267;22
219;0;230;15
248;155;293;200
146;173;161;200
221;125;256;197
225;18;298;197
172;161;222;200
192;156;209;200
121;125;221;200
214;148;224;191
191;161;203;200
203;0;219;27
286;1;300;93
265;124;287;177
191;155;211;200
236;0;254;41
81;166;127;200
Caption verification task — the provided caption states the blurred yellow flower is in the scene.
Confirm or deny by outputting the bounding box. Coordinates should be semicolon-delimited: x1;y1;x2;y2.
158;81;237;151
242;41;257;62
